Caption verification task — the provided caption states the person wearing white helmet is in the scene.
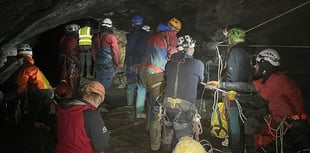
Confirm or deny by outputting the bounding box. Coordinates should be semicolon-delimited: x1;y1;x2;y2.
60;23;81;94
161;35;204;152
92;17;120;91
13;44;53;127
206;48;310;152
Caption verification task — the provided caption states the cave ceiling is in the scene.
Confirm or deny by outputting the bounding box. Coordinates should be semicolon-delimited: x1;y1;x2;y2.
0;0;310;95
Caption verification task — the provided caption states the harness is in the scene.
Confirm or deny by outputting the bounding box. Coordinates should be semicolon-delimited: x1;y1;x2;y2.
265;113;309;153
163;57;203;141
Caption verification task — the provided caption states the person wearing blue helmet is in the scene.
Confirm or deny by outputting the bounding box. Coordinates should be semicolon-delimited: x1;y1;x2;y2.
125;14;151;119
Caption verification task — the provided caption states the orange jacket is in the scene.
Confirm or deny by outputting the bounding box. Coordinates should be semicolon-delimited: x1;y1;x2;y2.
16;55;47;94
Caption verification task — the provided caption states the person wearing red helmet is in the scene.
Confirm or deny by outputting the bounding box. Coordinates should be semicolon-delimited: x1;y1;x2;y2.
55;81;110;153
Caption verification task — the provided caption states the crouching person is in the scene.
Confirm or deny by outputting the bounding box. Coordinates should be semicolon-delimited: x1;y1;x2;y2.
55;81;110;153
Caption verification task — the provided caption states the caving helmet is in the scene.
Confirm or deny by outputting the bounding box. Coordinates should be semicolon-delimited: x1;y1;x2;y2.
17;44;33;56
102;18;113;28
81;81;105;102
226;27;246;43
168;17;182;33
54;81;73;99
142;25;151;32
172;136;206;153
254;48;281;81
132;14;144;26
157;23;171;32
65;24;80;33
177;35;196;52
255;48;280;66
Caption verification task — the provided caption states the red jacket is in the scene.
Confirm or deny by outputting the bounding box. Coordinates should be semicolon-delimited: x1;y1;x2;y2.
60;34;80;64
252;71;305;148
92;32;120;67
56;101;109;153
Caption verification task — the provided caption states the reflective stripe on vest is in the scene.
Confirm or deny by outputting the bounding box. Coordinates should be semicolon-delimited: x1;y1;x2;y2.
79;26;92;45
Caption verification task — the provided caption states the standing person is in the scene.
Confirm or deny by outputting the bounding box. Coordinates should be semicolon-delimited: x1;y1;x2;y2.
60;24;81;93
55;81;110;153
162;35;204;152
125;14;151;119
208;48;310;153
92;18;120;90
79;22;94;78
15;44;53;125
139;17;181;152
207;25;252;153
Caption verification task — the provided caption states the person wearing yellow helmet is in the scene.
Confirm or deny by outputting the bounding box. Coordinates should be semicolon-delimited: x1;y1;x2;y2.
167;17;182;33
138;18;180;152
172;136;206;153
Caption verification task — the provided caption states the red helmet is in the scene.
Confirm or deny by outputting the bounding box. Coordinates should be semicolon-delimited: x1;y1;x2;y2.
54;81;73;99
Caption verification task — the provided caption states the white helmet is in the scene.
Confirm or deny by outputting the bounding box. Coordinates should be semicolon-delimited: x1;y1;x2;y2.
142;25;151;32
18;44;32;56
65;24;80;33
177;35;196;52
256;48;280;66
102;18;112;28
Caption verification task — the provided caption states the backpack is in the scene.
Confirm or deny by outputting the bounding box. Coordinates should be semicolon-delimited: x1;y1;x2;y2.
210;101;228;138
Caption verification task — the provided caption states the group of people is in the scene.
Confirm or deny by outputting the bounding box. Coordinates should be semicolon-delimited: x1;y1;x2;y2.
206;25;310;153
59;17;120;95
0;13;309;153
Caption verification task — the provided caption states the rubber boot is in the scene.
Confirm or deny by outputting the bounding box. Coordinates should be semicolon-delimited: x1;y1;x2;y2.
150;120;162;151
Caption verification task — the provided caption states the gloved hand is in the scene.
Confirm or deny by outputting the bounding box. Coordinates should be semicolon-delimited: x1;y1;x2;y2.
207;81;220;88
226;90;237;100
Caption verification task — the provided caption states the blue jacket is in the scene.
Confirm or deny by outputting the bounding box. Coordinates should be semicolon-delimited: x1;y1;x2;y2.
222;43;251;82
164;53;205;103
125;28;150;66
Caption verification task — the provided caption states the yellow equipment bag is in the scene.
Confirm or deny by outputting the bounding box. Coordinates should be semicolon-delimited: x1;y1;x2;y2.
210;101;228;138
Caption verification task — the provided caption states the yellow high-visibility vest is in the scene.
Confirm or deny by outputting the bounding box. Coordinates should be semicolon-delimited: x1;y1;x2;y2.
79;26;92;46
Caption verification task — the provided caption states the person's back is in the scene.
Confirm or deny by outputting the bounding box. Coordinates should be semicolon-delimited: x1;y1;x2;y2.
138;18;182;152
60;24;81;92
162;35;204;152
164;52;204;102
141;30;178;73
79;24;94;78
126;28;150;66
92;18;120;90
125;14;150;119
15;44;53;125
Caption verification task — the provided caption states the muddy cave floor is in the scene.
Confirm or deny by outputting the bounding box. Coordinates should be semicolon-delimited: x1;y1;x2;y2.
0;82;227;153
